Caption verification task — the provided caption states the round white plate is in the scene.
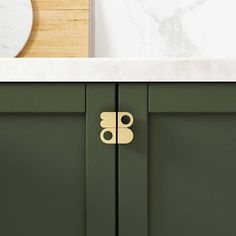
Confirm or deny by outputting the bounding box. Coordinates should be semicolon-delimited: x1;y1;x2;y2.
0;0;33;57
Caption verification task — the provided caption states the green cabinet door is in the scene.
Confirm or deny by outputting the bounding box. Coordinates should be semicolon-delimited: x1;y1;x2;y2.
119;83;236;236
0;83;116;236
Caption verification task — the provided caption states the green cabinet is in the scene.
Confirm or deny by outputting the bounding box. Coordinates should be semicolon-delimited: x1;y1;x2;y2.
120;83;236;236
1;83;236;236
0;83;116;236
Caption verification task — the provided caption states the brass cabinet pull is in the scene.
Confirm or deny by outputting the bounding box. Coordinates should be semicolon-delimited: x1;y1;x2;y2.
100;112;134;144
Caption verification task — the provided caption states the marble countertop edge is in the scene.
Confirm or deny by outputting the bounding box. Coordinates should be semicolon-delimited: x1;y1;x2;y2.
0;58;236;82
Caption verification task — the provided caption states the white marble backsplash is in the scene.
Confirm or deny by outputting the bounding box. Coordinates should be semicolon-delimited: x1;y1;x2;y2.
92;0;236;57
0;0;33;57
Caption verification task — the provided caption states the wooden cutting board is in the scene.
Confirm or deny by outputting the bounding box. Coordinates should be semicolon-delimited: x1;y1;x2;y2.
18;0;89;57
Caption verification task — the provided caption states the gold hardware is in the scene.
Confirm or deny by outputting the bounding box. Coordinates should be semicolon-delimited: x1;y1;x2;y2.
100;112;116;128
100;112;134;144
100;128;116;144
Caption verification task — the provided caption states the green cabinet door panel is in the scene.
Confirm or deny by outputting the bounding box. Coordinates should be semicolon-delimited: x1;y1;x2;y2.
119;83;236;236
149;113;236;236
0;83;116;236
0;114;86;236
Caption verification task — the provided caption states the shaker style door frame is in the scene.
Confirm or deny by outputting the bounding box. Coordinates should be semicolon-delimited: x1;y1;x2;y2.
0;83;116;236
118;83;149;236
118;83;236;236
86;83;116;236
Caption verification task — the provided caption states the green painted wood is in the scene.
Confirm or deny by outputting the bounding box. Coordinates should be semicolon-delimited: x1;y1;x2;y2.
0;113;86;236
86;84;116;236
118;83;148;236
0;83;85;112
149;113;236;236
149;83;236;112
0;83;116;236
0;83;87;235
148;83;236;236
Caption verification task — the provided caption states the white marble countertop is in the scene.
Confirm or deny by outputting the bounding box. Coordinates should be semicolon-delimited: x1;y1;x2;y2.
0;59;236;82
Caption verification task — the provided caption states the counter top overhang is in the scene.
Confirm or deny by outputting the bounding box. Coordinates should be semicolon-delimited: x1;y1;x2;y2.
0;59;236;82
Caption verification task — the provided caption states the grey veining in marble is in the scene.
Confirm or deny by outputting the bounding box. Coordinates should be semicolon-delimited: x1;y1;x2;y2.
92;0;236;57
0;0;33;57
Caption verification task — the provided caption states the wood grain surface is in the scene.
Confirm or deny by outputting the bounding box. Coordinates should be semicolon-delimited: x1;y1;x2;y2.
18;0;89;57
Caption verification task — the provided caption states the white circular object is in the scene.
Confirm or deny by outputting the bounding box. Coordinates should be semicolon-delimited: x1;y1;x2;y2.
0;0;33;57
